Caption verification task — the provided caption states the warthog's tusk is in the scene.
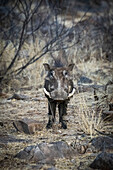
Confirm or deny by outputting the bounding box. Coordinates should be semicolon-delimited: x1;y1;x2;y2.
44;87;75;99
43;88;51;98
68;88;75;98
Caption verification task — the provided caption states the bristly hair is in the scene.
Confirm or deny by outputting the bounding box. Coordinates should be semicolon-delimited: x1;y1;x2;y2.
52;50;68;67
54;58;64;67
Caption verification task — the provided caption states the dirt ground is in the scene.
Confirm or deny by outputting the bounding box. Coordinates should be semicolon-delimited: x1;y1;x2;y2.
0;60;113;170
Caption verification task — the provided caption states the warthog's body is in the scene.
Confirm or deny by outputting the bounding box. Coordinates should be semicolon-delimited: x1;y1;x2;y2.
43;61;75;129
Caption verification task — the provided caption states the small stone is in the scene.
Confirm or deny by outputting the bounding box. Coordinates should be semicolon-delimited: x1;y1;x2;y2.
79;145;87;154
0;122;3;126
86;147;93;154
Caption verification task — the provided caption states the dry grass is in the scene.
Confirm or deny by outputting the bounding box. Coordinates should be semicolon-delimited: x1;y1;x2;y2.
76;92;104;138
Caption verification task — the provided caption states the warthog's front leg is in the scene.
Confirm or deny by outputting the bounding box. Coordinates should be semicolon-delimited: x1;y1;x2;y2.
46;100;56;129
58;101;67;129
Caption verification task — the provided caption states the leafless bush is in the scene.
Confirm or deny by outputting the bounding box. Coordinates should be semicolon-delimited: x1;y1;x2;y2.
0;0;79;86
0;0;113;91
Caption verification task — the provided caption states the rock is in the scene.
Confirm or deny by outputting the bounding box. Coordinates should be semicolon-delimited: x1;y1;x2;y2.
13;118;44;134
13;121;30;134
15;141;76;164
31;145;46;162
0;134;26;145
77;83;105;93
90;152;113;170
0;122;3;126
90;136;113;152
78;76;92;85
14;150;30;160
8;93;30;100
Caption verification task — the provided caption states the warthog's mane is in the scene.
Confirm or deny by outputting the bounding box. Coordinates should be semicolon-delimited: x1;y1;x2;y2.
54;59;65;67
52;54;68;68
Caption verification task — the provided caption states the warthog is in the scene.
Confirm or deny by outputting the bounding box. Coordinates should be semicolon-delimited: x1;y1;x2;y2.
43;61;75;129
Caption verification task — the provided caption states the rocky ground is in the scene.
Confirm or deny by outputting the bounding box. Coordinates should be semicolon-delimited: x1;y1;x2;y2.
0;1;113;169
0;60;113;170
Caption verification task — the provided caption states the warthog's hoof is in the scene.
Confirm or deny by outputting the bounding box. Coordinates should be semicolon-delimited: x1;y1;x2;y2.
61;122;67;129
46;122;53;129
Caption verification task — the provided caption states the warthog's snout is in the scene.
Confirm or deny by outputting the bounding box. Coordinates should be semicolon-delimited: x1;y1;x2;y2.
50;88;68;101
44;87;75;101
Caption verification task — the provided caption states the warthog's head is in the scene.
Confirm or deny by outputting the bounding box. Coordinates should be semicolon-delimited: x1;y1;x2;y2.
43;63;75;101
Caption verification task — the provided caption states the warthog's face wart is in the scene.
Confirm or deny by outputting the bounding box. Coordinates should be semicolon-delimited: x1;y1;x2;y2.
43;63;75;101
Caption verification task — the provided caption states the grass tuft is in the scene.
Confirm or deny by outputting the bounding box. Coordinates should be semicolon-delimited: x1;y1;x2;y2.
77;93;104;138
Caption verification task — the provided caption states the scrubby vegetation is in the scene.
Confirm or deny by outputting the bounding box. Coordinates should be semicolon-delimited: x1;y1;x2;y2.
0;0;113;169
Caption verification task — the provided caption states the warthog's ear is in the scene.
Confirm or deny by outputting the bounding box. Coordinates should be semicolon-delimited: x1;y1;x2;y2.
68;64;75;71
43;63;51;71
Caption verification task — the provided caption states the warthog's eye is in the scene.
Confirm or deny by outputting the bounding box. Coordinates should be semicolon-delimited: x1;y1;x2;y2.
63;70;68;77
